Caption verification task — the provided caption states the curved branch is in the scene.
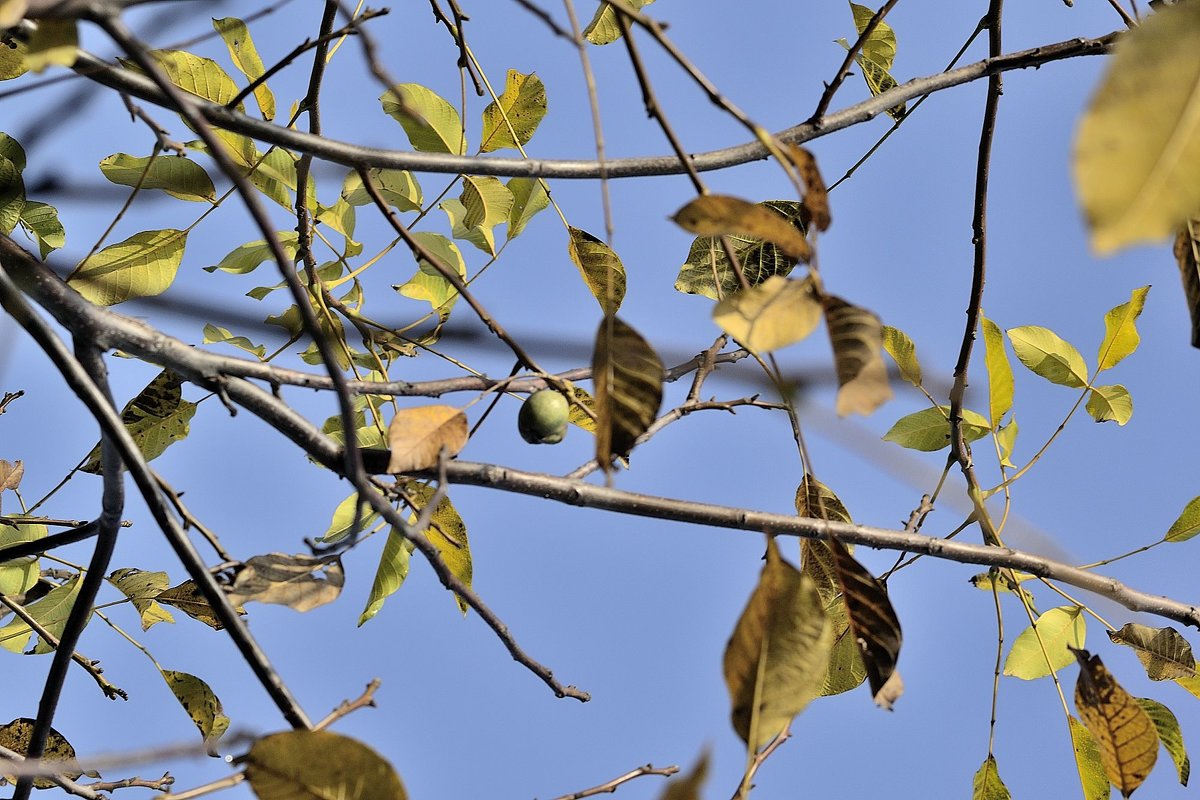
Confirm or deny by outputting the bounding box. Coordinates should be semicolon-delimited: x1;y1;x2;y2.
69;32;1115;179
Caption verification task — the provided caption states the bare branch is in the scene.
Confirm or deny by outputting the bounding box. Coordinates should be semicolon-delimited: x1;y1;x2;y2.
551;763;680;800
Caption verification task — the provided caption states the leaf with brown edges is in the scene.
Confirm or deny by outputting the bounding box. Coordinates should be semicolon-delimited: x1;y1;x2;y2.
1108;623;1196;681
1073;648;1159;797
592;315;663;473
824;295;893;416
827;535;903;709
226;553;345;613
242;730;407;800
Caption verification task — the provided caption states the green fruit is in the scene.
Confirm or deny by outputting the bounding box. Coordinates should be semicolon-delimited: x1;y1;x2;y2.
518;389;569;444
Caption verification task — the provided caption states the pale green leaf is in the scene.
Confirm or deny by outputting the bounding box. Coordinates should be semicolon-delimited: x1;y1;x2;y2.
1098;286;1150;371
0;523;45;597
317;197;357;244
0;575;81;654
1166;496;1200;542
996;417;1018;468
342;168;422;211
381;83;466;155
972;755;1012;800
568;226;626;314
161;669;230;752
1136;697;1190;785
0;132;26;170
23;19;77;73
107;568;174;631
18;200;65;258
202;323;266;359
447;175;512;255
358;527;414;626
1086;384;1133;425
1069;715;1113;800
1007;325;1089;388
205;232;299;274
583;0;655;45
506;177;550;240
845;1;897;68
1004;606;1085;680
480;70;547;152
981;314;1013;427
213;17;276;120
881;325;921;387
713;275;822;353
321;492;380;544
439;198;495;255
882;405;990;452
395;232;466;312
66;229;187;306
99;153;216;202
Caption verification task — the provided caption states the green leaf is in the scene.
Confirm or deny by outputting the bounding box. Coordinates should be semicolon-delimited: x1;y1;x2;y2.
1109;623;1196;681
0;575;81;654
480;70;547;152
244;730;407;800
583;0;655;45
213;17;276;120
317;197;357;244
381;83;466;155
202;323;267;360
0;132;26;170
972;755;1012;800
445;176;513;255
1136;697;1190;785
881;325;921;387
1098;286;1150;371
568;226;627;315
1166;496;1200;542
0;523;45;597
358;527;414;626
1085;384;1133;425
401;482;472;615
1069;715;1113;800
675;200;810;300
66;229;187;306
996;417;1018;469
161;669;230;753
18;200;65;258
108;567;174;631
882;405;990;452
99;153;216;202
1007;325;1089;388
1004;606;1085;680
835;3;904;119
981;315;1013;427
321;492;380;545
206;232;300;274
0;154;25;236
713;275;822;353
24;19;77;73
1074;0;1200;253
395;232;467;313
506;177;550;240
81;370;198;474
342;168;422;211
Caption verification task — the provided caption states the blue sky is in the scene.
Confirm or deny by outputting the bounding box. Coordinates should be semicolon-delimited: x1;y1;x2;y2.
2;1;1198;798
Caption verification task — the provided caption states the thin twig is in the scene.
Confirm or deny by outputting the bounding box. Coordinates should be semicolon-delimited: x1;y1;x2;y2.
314;679;382;730
551;763;680;800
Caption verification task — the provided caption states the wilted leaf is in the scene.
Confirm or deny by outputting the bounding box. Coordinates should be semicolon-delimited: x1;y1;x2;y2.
0;459;22;493
156;579;245;630
18;200;66;258
658;749;709;800
1070;716;1112;800
0;718;84;788
243;730;407;800
381;83;466;155
826;536;903;708
81;369;197;474
99;153;215;202
824;295;892;416
213;17;275;120
1086;384;1133;425
1174;220;1200;348
712;275;822;353
162;669;229;753
1108;624;1196;681
881;325;921;388
480;70;547;152
386;405;469;473
506;177;550;240
568;226;626;315
675;200;810;299
583;0;655;45
674;195;811;263
1098;287;1150;371
1007;325;1089;388
972;755;1012;800
1136;697;1189;785
1005;606;1086;680
1074;648;1159;797
67;229;188;306
108;568;174;631
981;315;1013;428
795;473;853;525
23;19;77;73
882;405;990;451
593;315;663;469
226;553;344;613
723;539;832;749
0;575;80;653
1074;0;1200;253
1164;496;1200;542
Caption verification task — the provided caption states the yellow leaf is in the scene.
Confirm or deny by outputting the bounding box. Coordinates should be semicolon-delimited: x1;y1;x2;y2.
386;405;469;473
66;229;188;306
784;145;831;231
1074;648;1159;797
567;226;626;315
673;195;811;262
243;730;407;800
380;83;466;155
712;275;822;353
480;70;547;152
161;669;229;753
213;17;276;120
0;718;84;789
583;0;655;45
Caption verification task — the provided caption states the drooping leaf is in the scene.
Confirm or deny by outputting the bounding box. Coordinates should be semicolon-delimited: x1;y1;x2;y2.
824;295;892;416
1164;496;1200;542
0;574;80;654
592;314;663;469
0;154;25;236
205;233;299;274
213;17;276;120
399;482;472;615
23;19;77;73
1007;325;1089;388
226;553;345;613
583;0;655;45
202;323;267;360
242;730;407;800
568;226;626;315
658;749;709;800
795;473;853;525
1074;648;1160;797
0;459;22;492
675;200;810;300
674;195;811;263
1108;624;1196;681
981;314;1013;428
107;568;174;631
0;522;43;597
1004;606;1086;680
480;70;547;152
1174;219;1200;348
1098;287;1150;371
972;755;1012;800
882;405;990;451
881;325;921;388
722;539;833;749
712;275;822;353
342;168;422;211
156;579;245;631
81;369;197;474
161;669;229;753
1070;715;1113;800
358;527;414;626
0;718;85;788
386;405;469;473
785;145;831;232
18;200;65;258
996;417;1018;468
506;177;550;240
1074;0;1200;253
826;536;903;708
381;83;466;155
835;2;905;119
321;492;380;545
566;385;598;435
1135;698;1189;785
66;229;188;306
1086;384;1133;425
99;153;216;202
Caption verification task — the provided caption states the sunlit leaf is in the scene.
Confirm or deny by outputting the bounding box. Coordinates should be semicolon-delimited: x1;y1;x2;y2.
0;154;25;236
67;229;188;306
226;553;345;613
316;198;357;245
1074;0;1200;253
1164;496;1200;543
881;325;921;388
795;473;853;525
1174;219;1200;348
824;295;892;416
321;492;380;545
1086;384;1133;426
593;314;663;469
202;323;267;360
0;522;43;597
583;0;655;45
972;755;1012;800
81;369;197;474
1135;698;1189;785
1007;325;1089;388
359;527;414;626
712;275;821;353
1004;606;1086;680
18;200;65;258
506;177;550;240
566;385;598;435
673;195;811;262
386;405;469;473
108;567;174;631
0;575;80;654
1108;623;1196;681
981;314;1013;428
99;153;216;202
882;405;990;451
1098;287;1150;371
400;482;472;615
395;232;467;313
23;19;77;73
213;17;275;120
243;730;407;800
0;718;85;788
0;37;29;82
1073;648;1159;797
568;226;626;315
996;417;1018;468
342;168;422;211
448;175;513;255
161;669;229;753
480;70;547;152
723;539;832;749
381;83;466;155
1070;715;1112;800
205;233;299;274
835;2;905;119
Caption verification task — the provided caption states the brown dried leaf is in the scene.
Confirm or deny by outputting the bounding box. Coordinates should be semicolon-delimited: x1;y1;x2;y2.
0;459;22;492
386;405;468;473
593;314;663;472
672;195;812;262
1174;218;1200;348
658;749;709;800
156;579;245;631
1073;648;1160;797
1108;623;1197;681
226;553;345;613
712;275;823;353
785;145;831;232
823;295;893;416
